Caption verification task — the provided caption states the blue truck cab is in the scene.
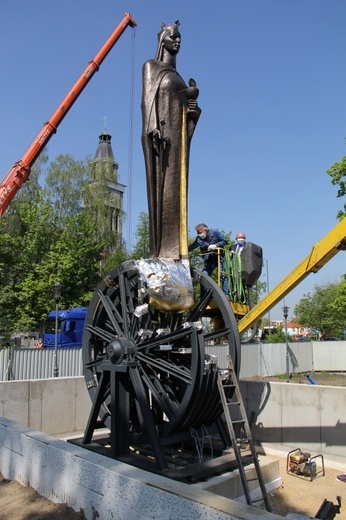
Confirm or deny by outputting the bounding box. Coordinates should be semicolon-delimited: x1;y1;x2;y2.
43;307;87;348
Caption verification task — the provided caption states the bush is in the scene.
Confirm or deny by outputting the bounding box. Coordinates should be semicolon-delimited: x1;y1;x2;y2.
266;330;292;343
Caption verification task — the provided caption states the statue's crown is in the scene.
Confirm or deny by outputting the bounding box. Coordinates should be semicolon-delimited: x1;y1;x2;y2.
158;20;180;38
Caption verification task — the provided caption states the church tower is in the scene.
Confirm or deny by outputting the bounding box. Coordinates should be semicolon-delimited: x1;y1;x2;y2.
90;128;126;245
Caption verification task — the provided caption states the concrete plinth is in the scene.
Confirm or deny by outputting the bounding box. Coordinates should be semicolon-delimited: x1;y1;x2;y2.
0;417;283;520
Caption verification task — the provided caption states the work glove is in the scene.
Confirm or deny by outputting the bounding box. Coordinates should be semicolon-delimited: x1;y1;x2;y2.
208;244;217;251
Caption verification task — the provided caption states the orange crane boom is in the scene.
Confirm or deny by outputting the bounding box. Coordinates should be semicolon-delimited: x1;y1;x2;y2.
0;12;136;217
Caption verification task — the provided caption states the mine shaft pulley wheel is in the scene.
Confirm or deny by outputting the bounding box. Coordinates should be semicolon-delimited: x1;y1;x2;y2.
82;260;241;469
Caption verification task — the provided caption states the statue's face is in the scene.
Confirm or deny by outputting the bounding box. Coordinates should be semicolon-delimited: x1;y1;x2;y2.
163;28;181;55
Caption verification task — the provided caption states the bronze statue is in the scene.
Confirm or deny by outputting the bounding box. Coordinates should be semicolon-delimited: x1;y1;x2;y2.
141;21;201;260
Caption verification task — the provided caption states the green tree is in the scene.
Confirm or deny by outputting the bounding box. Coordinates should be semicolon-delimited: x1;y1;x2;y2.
327;155;346;220
44;153;89;225
266;326;292;343
38;214;102;306
0;153;107;335
294;281;343;337
100;242;129;278
12;197;57;331
19;150;49;201
0;207;51;332
329;275;346;334
131;212;150;259
0;149;53;335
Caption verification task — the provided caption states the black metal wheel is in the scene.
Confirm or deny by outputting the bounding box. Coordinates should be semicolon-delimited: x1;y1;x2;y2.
82;260;240;441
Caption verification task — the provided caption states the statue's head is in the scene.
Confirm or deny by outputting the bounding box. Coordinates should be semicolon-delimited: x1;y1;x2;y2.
155;21;181;60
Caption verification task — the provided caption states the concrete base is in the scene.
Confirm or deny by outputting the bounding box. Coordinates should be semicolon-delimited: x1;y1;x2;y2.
195;455;281;502
1;377;345;470
0;417;284;520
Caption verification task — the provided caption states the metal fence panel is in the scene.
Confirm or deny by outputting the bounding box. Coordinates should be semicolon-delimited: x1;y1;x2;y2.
0;348;83;381
313;341;346;371
205;344;229;368
239;342;314;378
0;349;10;381
206;342;314;378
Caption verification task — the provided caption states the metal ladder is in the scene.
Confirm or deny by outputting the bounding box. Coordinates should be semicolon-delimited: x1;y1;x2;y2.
217;355;272;512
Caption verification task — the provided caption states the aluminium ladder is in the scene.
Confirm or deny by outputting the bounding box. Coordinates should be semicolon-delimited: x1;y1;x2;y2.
217;355;272;512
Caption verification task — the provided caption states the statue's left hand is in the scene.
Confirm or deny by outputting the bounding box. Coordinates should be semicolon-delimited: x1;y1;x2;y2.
152;128;161;156
187;99;198;111
186;100;201;125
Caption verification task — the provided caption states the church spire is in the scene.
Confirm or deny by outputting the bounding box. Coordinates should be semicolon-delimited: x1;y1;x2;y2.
93;130;117;172
90;122;126;245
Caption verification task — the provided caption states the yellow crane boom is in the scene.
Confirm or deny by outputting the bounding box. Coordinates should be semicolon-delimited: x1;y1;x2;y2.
238;217;346;336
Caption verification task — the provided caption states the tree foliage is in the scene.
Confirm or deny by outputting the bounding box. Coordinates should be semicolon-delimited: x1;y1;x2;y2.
329;275;346;328
294;280;345;337
327;155;346;220
44;153;89;224
130;211;150;259
266;327;292;343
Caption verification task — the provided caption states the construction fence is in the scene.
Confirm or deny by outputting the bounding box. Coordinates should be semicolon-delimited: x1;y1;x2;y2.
0;341;345;382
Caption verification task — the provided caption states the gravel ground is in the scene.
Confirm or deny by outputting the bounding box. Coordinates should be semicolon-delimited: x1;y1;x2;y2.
0;472;86;520
267;454;345;518
243;371;346;387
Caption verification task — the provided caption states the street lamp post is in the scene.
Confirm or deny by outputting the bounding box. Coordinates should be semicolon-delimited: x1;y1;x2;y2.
53;282;62;377
283;305;290;379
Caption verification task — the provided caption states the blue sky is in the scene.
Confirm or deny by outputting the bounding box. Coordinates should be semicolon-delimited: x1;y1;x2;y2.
1;1;346;320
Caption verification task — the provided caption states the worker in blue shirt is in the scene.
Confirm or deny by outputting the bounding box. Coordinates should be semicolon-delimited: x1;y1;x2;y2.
189;223;229;297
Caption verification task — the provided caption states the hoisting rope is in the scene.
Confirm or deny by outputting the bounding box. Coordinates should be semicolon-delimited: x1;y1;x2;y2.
126;25;137;249
224;250;247;304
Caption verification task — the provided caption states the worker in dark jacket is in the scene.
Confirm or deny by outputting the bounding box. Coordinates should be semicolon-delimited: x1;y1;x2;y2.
189;223;229;296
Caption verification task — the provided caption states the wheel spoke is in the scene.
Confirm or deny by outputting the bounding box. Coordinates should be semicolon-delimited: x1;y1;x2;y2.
140;366;178;421
86;324;115;343
96;290;124;336
136;352;192;384
204;327;231;342
118;271;130;336
136;326;193;351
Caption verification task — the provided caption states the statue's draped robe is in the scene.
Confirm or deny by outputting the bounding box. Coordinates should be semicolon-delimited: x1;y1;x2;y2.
141;59;199;259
